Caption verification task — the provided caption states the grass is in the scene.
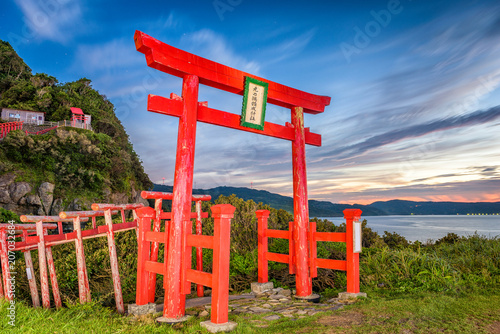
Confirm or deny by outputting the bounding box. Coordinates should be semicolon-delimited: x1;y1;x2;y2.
2;228;498;332
326;293;500;334
2;291;499;333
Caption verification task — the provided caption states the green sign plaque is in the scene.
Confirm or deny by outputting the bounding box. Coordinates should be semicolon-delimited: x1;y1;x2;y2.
240;76;268;131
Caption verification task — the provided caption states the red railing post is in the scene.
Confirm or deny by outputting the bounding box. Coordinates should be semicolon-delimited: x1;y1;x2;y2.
344;209;362;294
136;206;155;305
309;221;318;278
210;204;235;324
164;74;199;319
288;221;296;274
291;106;312;297
256;210;270;283
148;198;162;303
104;208;124;313
195;200;204;297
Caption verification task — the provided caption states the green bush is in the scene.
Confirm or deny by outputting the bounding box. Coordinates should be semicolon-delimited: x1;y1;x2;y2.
10;196;500;307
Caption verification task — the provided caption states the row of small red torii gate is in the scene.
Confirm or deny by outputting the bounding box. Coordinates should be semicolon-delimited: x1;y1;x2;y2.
0;31;364;331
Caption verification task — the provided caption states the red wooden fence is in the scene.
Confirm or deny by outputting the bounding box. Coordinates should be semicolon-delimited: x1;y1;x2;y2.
0;204;143;312
0;121;23;139
256;209;363;294
134;191;236;327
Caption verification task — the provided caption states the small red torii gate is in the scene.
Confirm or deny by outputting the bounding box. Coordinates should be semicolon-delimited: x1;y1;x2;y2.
134;31;330;320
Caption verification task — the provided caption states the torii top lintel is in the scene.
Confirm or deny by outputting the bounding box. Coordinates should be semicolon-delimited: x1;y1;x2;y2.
134;30;331;115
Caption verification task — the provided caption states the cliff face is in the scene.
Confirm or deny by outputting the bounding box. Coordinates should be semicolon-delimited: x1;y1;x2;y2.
0;40;151;216
0;173;147;216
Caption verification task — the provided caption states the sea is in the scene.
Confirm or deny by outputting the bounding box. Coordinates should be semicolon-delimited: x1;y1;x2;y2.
318;215;500;243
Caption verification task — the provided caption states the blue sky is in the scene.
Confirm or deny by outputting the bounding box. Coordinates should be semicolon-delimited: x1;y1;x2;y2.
1;0;500;204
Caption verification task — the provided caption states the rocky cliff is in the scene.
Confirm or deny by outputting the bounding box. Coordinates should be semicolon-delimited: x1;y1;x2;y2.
0;40;151;217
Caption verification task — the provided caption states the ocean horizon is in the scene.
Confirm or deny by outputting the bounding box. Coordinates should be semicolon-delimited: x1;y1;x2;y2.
319;215;500;242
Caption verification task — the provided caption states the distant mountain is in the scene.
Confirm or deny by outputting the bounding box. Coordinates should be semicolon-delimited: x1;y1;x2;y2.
370;200;500;215
152;184;383;217
152;184;500;217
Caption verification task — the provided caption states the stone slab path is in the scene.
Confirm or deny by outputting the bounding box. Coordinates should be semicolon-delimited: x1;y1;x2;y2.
153;287;358;324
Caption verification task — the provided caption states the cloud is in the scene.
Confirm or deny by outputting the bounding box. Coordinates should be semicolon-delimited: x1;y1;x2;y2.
321;106;500;160
180;29;261;75
73;38;144;73
262;28;317;64
14;0;82;43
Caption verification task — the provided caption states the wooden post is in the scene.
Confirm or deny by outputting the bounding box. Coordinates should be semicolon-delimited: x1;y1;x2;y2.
23;250;40;307
35;221;51;308
73;216;91;303
0;229;12;301
148;198;162;303
256;210;270;283
309;222;318;278
104;209;124;313
291;106;312;297
344;209;362;294
210;204;235;324
288;222;296;274
195;200;204;297
164;74;199;319
135;207;154;305
44;228;62;309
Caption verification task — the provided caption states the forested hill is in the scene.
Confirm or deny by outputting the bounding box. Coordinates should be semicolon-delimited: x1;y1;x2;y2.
152;184;385;217
153;184;500;217
0;40;151;216
369;200;500;215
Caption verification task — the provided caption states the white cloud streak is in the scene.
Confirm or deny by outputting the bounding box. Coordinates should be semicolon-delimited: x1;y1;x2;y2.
14;0;82;43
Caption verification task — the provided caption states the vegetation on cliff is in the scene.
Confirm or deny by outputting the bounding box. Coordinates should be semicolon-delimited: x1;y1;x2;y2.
0;40;151;213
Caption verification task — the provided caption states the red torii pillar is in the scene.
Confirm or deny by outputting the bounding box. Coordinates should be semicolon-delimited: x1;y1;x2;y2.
164;74;199;319
291;106;312;296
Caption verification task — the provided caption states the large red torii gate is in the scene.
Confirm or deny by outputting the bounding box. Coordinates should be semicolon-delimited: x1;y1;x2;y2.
135;30;331;320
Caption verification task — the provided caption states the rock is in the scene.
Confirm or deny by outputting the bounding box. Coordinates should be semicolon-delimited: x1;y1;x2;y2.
249;306;269;313
111;192;128;204
0;173;16;187
38;182;55;215
26;194;42;206
70;198;82;211
103;187;112;202
269;294;286;300
199;310;209;317
261;304;272;308
330;304;344;311
50;198;64;216
0;188;11;203
8;182;32;203
296;310;308;315
130;182;138;200
263;315;280;321
135;192;149;207
281;289;292;296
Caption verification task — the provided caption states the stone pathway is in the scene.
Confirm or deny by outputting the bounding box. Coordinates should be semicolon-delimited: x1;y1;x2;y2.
151;287;359;326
